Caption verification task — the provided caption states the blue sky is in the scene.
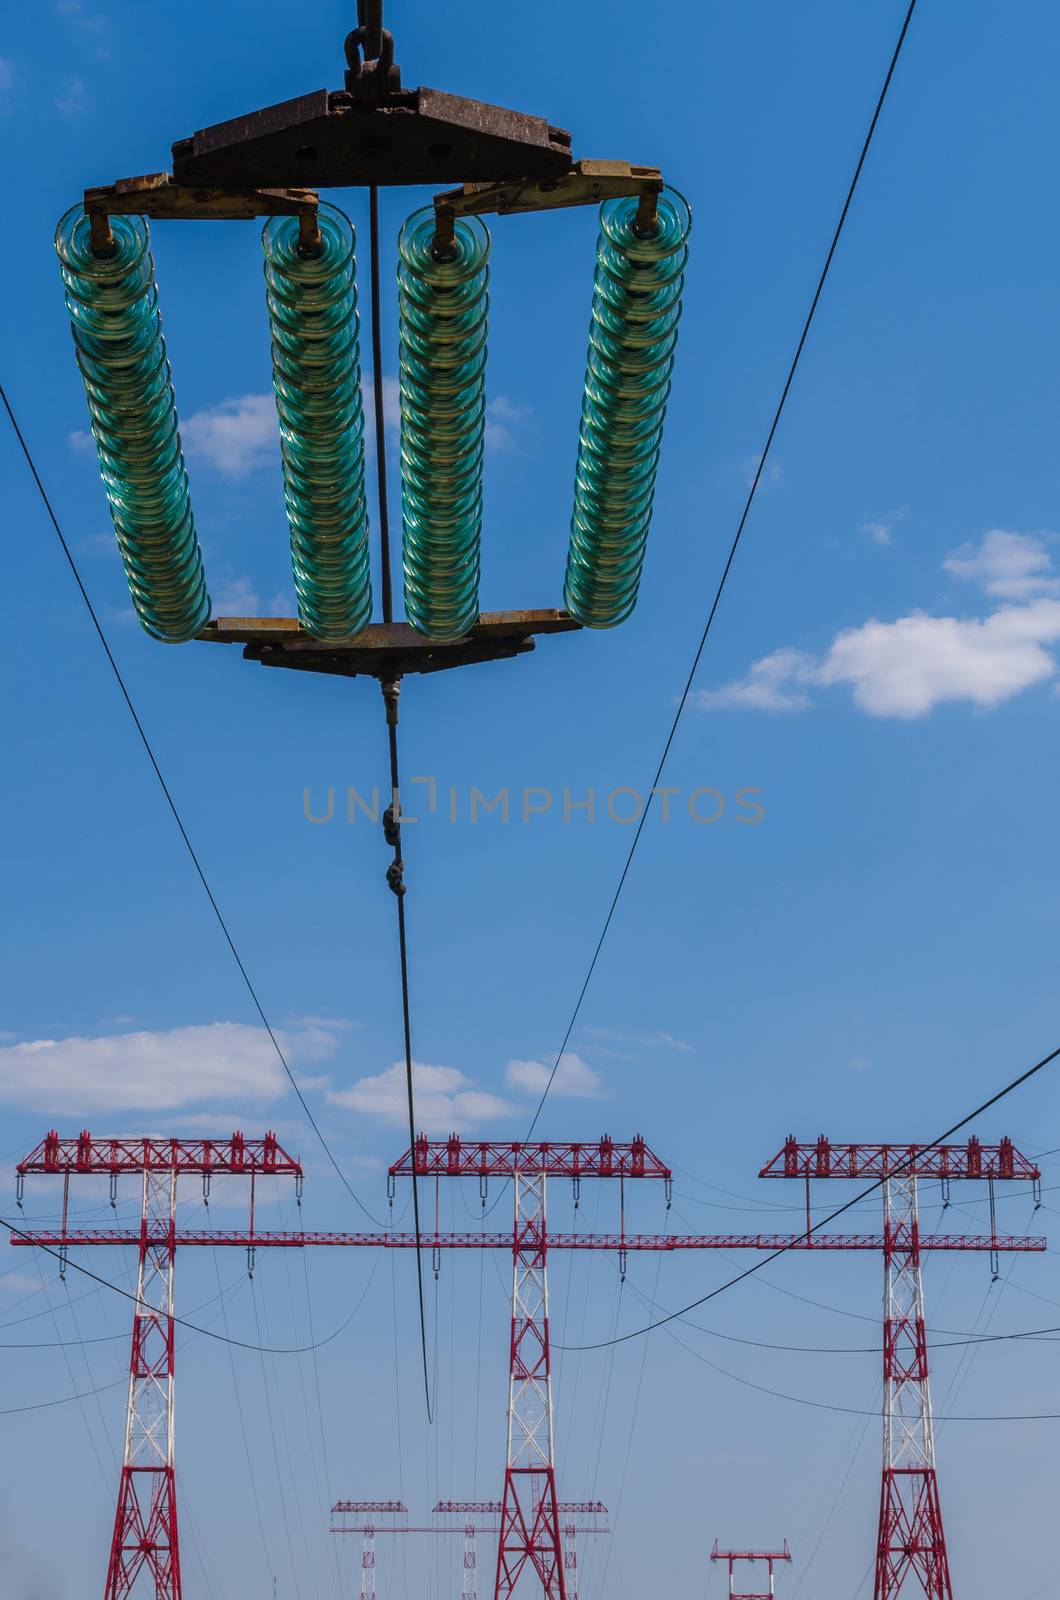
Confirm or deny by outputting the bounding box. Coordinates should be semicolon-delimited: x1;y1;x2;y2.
3;2;1060;1597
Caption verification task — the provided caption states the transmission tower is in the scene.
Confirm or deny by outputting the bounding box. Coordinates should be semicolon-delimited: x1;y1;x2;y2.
15;1130;302;1600
710;1541;791;1598
389;1136;671;1600
14;1128;1042;1600
330;1502;407;1600
759;1136;1041;1600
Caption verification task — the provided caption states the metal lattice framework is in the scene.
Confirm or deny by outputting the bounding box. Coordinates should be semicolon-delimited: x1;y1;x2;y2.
388;1138;670;1600
16;1132;303;1600
329;1499;608;1600
13;1128;1044;1600
759;1138;1042;1600
710;1541;791;1599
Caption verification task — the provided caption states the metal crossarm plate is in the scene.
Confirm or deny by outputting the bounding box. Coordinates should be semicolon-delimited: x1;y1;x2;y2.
170;86;573;189
198;611;580;680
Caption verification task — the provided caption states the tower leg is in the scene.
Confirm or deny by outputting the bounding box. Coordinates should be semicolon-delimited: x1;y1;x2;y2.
874;1174;953;1600
105;1166;182;1600
463;1519;477;1600
563;1517;577;1600
361;1522;376;1600
494;1172;567;1600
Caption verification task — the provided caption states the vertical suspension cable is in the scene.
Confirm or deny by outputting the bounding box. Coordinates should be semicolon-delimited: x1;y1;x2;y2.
369;182;433;1422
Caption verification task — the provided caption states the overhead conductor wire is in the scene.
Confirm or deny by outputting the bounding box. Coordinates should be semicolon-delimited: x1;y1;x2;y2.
369;180;433;1422
0;379;380;1228
523;0;920;1141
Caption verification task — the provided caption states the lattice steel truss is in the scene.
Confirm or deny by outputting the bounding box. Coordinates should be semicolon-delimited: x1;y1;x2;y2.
106;1166;181;1600
760;1137;1042;1600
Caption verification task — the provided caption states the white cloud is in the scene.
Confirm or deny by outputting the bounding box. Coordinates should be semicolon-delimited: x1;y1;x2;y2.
694;648;816;713
485;395;531;453
697;530;1060;720
328;1062;514;1132
362;375;401;450
56;77;88;115
57;2;109;40
816;602;1060;717
580;1026;693;1057
743;452;783;489
862;519;893;547
182;394;278;476
943;529;1059;600
505;1052;604;1099
212;575;261;614
0;1020;349;1114
0;1272;42;1294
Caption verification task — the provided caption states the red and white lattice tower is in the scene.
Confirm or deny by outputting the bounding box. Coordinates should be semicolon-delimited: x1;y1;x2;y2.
464;1517;478;1600
710;1541;791;1599
501;1164;564;1600
875;1170;950;1600
330;1501;407;1600
390;1135;671;1600
562;1518;578;1600
433;1499;607;1600
759;1136;1041;1600
15;1130;303;1600
107;1163;181;1600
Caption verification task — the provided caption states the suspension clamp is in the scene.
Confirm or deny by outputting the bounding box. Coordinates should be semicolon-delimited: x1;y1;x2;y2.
383;804;401;848
386;859;406;896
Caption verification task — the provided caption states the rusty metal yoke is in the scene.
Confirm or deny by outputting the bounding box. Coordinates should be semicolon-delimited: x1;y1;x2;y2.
198;612;580;681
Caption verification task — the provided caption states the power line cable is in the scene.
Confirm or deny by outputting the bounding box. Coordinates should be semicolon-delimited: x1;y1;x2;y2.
0;379;381;1228
0;1213;382;1354
523;0;920;1141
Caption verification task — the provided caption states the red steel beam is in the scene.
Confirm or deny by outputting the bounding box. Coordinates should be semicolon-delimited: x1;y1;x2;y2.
11;1230;1045;1252
17;1130;302;1177
388;1134;671;1180
331;1501;407;1514
759;1135;1038;1182
433;1502;607;1514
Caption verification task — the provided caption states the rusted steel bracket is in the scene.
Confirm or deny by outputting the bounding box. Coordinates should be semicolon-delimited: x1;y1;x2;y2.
169;86;573;191
83;173;322;255
198;610;581;681
432;159;664;253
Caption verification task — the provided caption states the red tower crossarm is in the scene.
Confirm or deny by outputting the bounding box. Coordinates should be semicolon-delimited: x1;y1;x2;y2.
17;1129;302;1177
758;1135;1040;1184
388;1134;672;1182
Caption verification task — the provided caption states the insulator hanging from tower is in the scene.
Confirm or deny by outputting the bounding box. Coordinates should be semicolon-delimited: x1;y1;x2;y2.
397;206;490;642
55;206;210;644
564;187;691;629
262;201;373;642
